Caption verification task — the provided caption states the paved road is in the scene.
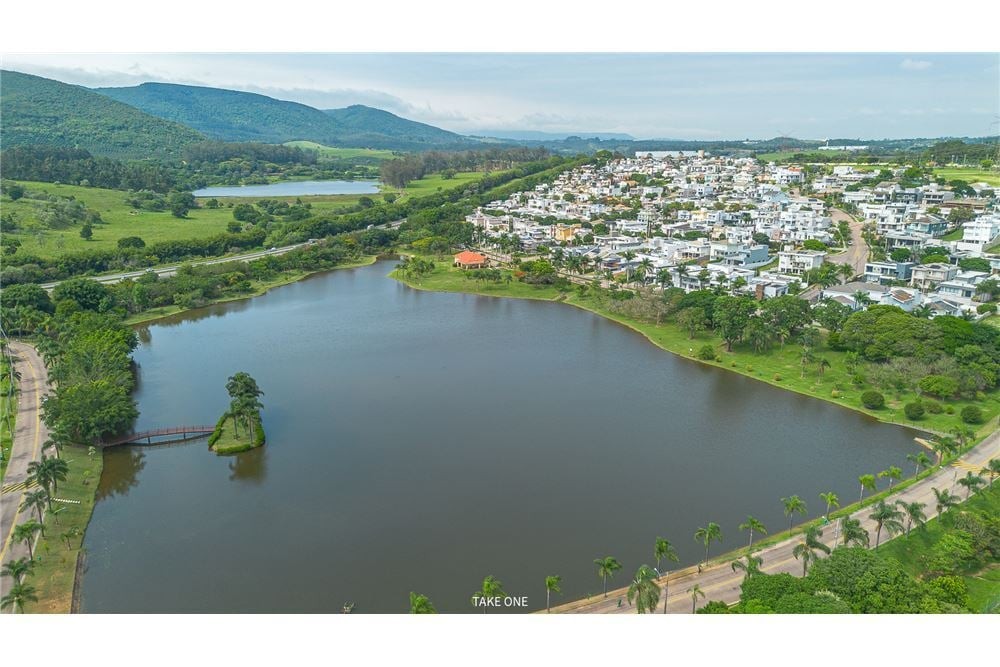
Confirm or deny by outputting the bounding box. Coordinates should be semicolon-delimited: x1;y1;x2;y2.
826;208;869;278
39;243;313;292
552;428;1000;614
0;342;50;602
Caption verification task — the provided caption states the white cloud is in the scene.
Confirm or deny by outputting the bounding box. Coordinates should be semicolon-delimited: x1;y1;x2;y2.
900;58;933;71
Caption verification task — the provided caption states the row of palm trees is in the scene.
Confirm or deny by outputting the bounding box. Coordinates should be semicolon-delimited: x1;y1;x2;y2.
1;455;74;613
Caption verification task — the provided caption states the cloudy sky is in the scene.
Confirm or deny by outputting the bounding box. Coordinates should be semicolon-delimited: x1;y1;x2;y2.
5;53;998;140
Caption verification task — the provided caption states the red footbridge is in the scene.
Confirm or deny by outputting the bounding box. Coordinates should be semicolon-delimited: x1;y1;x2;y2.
102;425;216;447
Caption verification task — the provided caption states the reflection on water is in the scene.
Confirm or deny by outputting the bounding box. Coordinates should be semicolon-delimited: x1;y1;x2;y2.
81;260;922;613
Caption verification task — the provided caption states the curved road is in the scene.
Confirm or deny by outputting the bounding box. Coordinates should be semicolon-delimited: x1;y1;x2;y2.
0;342;50;602
826;208;869;278
552;428;1000;613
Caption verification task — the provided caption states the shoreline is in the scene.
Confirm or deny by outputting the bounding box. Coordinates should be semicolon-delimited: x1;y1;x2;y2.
388;262;987;438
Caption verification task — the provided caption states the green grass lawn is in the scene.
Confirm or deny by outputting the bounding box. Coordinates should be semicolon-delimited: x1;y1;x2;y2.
940;226;965;241
209;421;258;455
282;141;398;160
877;488;1000;612
27;444;103;613
401;171;483;195
392;255;1000;438
933;168;1000;187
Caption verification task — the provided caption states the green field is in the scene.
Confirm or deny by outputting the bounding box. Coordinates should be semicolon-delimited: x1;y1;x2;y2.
3;181;374;260
401;171;483;195
282;141;399;160
26;444;103;613
391;256;1000;437
932;168;1000;187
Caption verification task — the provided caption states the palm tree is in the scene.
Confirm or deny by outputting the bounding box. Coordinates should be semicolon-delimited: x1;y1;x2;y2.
858;474;876;503
409;592;436;614
653;538;679;613
1;557;34;584
819;492;840;519
931;437;957;466
0;581;38;613
782;495;808;532
626;565;661;614
20;489;49;526
983;459;1000;489
687;584;706;613
880;466;903;490
907;451;932;477
957;471;985;499
693;523;722;565
27;456;68;496
805;525;831;554
471;575;505;614
12;521;42;561
739;516;767;548
593;556;622;598
932;487;960;516
792;541;819;576
544;575;561;613
869;501;904;549
896;500;927;537
621;250;637;284
730;554;763;580
839;517;870;548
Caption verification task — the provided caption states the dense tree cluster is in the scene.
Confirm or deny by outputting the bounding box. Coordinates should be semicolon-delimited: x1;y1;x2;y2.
380;147;551;187
1;146;178;192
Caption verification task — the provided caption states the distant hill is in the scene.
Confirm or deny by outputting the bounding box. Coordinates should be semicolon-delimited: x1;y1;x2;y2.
0;70;205;160
473;130;636;141
96;82;477;151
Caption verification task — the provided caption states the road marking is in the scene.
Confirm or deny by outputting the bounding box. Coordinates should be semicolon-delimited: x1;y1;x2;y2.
1;479;37;494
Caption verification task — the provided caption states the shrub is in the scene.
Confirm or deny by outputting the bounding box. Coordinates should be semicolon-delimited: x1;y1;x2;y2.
861;390;885;409
904;402;925;420
977;303;997;315
831;390;841;398
773;373;783;382
961;405;984;424
696;344;718;361
925;400;943;414
945;406;955;414
918;375;959;399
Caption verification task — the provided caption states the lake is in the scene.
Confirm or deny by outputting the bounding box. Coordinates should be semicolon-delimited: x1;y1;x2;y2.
79;260;921;613
192;180;380;198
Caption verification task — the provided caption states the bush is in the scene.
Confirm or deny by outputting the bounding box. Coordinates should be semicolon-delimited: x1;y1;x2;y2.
696;344;718;361
773;373;783;382
861;391;885;409
961;405;984;424
925;400;943;414
977;303;997;315
904;402;926;420
918;375;959;399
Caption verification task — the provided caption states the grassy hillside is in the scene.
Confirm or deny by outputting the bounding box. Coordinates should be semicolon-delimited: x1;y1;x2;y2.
932;168;1000;187
282;141;398;160
0;70;204;160
95;82;477;150
2;181;367;259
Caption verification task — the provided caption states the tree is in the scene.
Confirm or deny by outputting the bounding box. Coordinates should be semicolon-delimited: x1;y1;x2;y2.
896;500;927;537
0;581;38;613
713;296;756;352
869;501;904;549
117;236;146;249
739;516;767;548
819;492;840;519
793;541;819;576
168;191;195;218
677;307;708;340
544;575;561;613
13;521;42;561
471;575;505;614
28;456;69;496
839;517;869;548
861;391;885;410
19;489;49;530
409;592;436;614
858;474;876;503
957;471;985;499
932;487;960;516
594;556;622;598
694;522;722;565
80;223;93;241
743;316;771;353
782;495;807;533
983;458;1000;489
931;437;957;466
906;451;932;477
1;557;34;585
878;466;903;490
687;584;706;613
653;538;679;613
731;554;763;580
626;565;661;614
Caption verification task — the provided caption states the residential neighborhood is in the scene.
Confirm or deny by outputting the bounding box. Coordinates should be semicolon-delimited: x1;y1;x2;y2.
462;153;999;318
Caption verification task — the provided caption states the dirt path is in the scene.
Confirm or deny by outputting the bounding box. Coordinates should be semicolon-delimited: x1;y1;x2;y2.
826;208;868;278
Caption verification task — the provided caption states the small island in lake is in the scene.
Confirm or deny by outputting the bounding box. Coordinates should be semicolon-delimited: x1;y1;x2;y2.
208;371;266;455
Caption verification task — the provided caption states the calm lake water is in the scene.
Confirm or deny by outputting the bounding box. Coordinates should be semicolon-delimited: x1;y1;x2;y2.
192;179;380;198
80;260;921;613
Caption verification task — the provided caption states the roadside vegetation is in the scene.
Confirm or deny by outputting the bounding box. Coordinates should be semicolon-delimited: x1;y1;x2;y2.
0;346;16;481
